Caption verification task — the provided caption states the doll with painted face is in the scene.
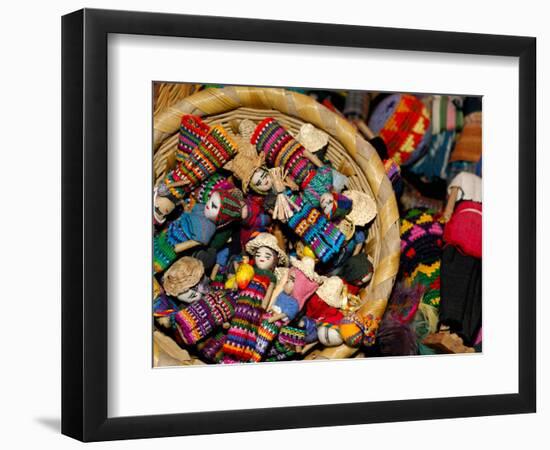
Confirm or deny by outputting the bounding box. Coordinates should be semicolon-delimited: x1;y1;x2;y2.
162;256;208;303
153;188;246;274
153;118;238;224
221;233;288;363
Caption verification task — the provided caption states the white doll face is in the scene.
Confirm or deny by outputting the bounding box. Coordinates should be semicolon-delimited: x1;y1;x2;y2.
250;168;272;193
254;246;277;270
154;195;175;220
176;288;202;303
320;192;334;217
204;191;221;222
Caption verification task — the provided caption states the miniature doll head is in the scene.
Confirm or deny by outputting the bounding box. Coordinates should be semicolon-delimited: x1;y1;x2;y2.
283;269;296;294
245;232;288;270
204;188;246;226
254;246;278;270
175;278;209;303
154;186;176;223
162;256;205;303
250;167;273;194
204;191;222;222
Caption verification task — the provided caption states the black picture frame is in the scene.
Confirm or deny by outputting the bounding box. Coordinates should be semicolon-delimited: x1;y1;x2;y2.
62;8;536;442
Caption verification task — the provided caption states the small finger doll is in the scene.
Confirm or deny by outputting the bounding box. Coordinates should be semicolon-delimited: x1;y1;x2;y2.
252;256;322;359
221;233;288;363
269;256;321;324
304;277;347;347
251;118;338;207
154;123;238;223
153;188;246;274
225;119;274;196
174;290;238;346
162;256;207;303
285;193;346;263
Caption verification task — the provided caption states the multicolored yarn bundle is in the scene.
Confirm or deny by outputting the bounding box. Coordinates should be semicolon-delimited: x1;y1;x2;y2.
399;208;444;279
287;194;345;263
251;117;316;187
221;268;276;363
164;125;238;201
368;94;431;166
399;208;444;335
176;114;211;160
175;290;237;345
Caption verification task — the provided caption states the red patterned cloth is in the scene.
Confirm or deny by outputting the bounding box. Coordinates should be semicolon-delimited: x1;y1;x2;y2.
443;200;482;259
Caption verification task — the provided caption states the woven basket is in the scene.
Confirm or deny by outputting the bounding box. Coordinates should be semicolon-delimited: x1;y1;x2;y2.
153;86;400;360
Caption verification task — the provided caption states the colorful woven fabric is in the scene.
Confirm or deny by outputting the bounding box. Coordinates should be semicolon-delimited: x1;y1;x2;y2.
302;165;334;207
164;125;238;201
252;314;282;362
287;193;345;263
191;173;233;205
174;290;237;345
153;205;217;273
176;114;211;160
197;330;227;363
278;325;306;347
214;188;245;227
251;118;316;187
222;268;276;363
240;195;272;248
368;94;431;166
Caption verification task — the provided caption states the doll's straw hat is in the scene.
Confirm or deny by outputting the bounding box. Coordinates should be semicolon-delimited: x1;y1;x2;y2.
163;256;205;296
245;232;288;266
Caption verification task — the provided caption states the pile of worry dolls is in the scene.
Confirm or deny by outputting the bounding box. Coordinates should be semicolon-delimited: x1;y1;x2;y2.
152;114;379;364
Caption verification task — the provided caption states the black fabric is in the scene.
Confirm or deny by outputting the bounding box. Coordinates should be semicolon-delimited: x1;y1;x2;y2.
369;136;389;160
439;245;482;346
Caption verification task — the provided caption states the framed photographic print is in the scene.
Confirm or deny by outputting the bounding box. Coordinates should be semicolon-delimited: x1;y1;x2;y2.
62;8;536;442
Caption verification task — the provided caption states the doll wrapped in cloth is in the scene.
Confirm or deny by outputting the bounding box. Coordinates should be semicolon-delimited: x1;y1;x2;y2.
153;188;245;274
221;233;288;364
286;193;346;263
174;290;238;345
251;118;343;208
153;121;238;225
252;256;322;361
